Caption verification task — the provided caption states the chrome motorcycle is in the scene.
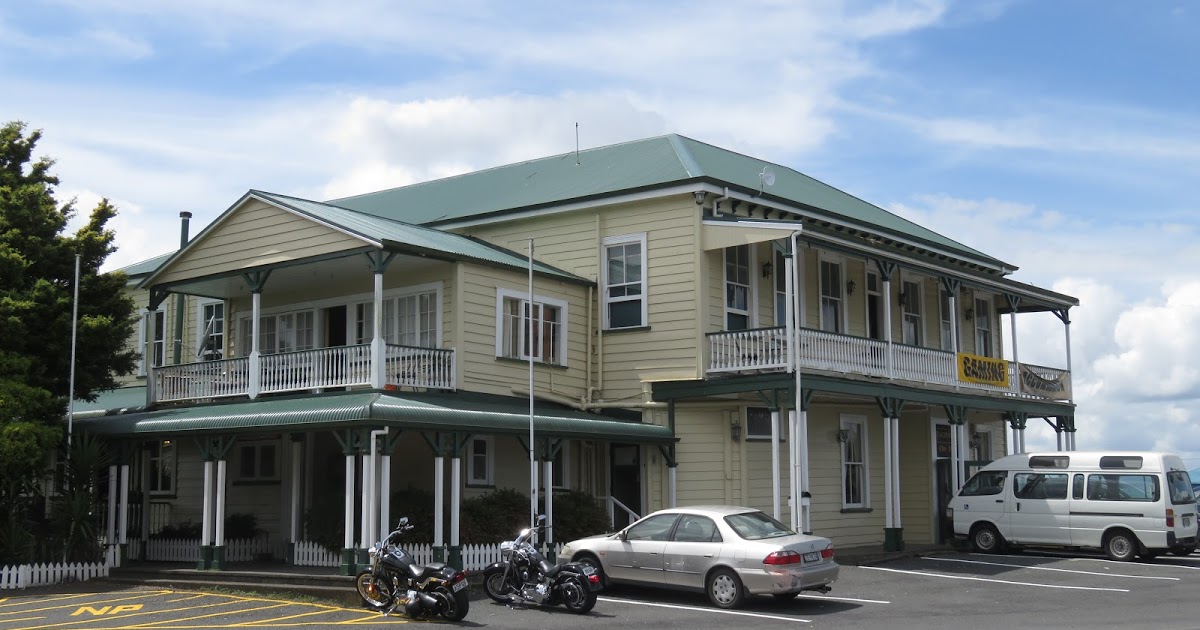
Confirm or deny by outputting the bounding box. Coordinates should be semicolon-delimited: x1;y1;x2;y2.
355;517;470;621
482;514;601;613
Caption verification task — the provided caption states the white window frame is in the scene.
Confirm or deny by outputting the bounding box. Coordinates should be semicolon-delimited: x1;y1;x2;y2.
773;249;789;327
601;233;647;330
818;256;845;334
840;414;869;509
365;283;444;347
495;288;568;366
938;289;955;351
196;298;225;361
552;441;570;489
137;306;167;376
235;440;280;482
974;296;993;357
468;436;494;486
148;439;176;496
237;308;317;357
744;406;784;441
723;245;753;330
900;278;923;346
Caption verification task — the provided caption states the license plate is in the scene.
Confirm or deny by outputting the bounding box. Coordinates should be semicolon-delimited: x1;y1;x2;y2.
803;552;820;562
582;566;596;575
452;579;468;592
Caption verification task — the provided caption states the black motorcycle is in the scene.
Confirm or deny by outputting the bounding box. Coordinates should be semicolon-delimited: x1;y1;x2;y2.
482;515;601;613
355;517;470;621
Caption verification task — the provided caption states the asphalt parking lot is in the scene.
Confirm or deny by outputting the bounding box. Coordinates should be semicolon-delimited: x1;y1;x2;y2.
2;548;1197;629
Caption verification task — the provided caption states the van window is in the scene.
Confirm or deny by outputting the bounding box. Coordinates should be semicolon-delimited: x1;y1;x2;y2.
1099;456;1143;470
1166;471;1196;505
1086;474;1159;502
1028;456;1069;469
960;471;1007;496
1072;474;1084;499
1013;473;1068;500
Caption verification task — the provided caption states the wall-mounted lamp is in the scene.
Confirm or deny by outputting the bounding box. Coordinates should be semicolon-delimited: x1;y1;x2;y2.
963;308;975;322
836;429;850;443
846;280;856;296
730;420;742;441
761;261;773;278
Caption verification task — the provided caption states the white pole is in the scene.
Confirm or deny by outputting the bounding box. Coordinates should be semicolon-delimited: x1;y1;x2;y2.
434;455;445;551
770;409;781;521
106;465;117;546
201;461;213;546
343;454;354;551
380;453;392;541
891;417;902;529
450;455;460;549
543;459;554;547
67;254;80;449
528;238;538;532
118;464;130;545
215;459;227;547
290;439;302;544
883;421;893;529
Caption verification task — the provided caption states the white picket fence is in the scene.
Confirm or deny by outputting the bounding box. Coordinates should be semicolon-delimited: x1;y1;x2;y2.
293;540;562;571
145;537;272;562
0;560;111;590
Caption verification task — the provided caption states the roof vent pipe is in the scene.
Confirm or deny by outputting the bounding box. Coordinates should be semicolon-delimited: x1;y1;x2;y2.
171;211;193;365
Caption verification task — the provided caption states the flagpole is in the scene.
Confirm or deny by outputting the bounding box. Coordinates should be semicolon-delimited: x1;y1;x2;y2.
67;254;80;452
528;238;537;537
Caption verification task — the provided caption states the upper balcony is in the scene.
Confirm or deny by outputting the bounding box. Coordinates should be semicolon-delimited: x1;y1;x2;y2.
707;326;1071;402
152;343;455;404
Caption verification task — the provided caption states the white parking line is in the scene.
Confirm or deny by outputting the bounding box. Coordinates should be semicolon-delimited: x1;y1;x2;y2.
924;556;1180;580
861;566;1130;592
795;594;891;605
597;596;811;623
978;552;1200;571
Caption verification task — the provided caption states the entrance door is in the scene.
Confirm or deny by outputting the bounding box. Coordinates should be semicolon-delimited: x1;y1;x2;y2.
610;444;641;530
935;458;954;543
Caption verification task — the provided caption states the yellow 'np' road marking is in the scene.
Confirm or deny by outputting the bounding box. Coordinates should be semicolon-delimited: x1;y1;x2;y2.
72;604;144;616
0;592;169;617
19;596;246;629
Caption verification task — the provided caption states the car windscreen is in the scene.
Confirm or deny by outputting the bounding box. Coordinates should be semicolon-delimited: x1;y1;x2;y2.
1167;471;1196;505
723;511;796;540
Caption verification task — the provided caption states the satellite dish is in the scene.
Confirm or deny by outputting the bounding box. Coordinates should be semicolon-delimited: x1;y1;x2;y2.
758;166;776;195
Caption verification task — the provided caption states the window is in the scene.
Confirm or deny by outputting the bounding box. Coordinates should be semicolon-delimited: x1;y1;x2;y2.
971;429;992;462
1073;474;1085;499
974;297;993;357
468;437;494;486
551;442;570;489
1013;473;1069;500
148;439;176;495
745;407;782;441
1029;455;1069;468
672;514;722;543
354;303;373;345
723;510;794;540
377;287;440;347
197;300;225;361
1086;474;1159;502
1099;456;1143;470
496;289;566;365
602;234;647;329
138;307;166;375
774;250;788;326
901;280;922;345
939;290;954;351
840;415;868;508
819;259;844;333
960;471;1006;497
238;310;316;357
1167;471;1196;504
625;513;679;541
236;441;280;482
724;245;751;330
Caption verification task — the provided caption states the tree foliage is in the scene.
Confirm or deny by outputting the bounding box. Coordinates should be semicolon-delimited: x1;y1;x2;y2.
0;121;139;563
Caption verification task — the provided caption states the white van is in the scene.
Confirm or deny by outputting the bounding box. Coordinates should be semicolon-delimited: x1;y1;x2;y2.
949;451;1197;560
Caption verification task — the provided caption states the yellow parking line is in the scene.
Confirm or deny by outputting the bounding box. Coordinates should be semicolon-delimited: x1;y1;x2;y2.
123;602;291;627
0;591;172;617
231;607;342;626
0;616;45;625
18;597;247;629
164;595;208;604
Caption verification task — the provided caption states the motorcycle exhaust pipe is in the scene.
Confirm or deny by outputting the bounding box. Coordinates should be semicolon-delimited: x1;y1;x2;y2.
416;591;440;610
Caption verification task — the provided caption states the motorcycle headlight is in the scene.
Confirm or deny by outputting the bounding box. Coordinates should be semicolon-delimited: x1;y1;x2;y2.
369;542;383;557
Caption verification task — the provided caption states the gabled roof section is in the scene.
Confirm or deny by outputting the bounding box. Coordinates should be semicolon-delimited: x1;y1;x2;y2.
117;252;174;286
330;134;1002;268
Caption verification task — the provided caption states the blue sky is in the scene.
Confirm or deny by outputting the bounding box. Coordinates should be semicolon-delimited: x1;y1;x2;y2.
3;1;1198;469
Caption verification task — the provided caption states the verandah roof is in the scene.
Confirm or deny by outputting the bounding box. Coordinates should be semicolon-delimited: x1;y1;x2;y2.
72;391;675;444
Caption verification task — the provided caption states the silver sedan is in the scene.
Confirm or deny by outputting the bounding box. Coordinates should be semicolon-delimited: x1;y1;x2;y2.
557;505;838;609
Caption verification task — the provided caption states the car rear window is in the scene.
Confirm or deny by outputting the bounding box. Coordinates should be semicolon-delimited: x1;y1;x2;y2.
723;511;795;540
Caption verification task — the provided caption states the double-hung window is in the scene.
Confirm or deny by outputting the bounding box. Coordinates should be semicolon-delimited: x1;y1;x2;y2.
380;287;440;347
724;245;751;330
496;289;567;365
468;437;494;486
551;441;570;489
901;280;922;346
819;259;844;333
938;290;954;351
974;297;993;357
774;250;788;326
148;439;176;495
197;300;225;360
138;307;166;375
237;310;316;357
840;415;868;508
602;234;647;329
236;441;280;482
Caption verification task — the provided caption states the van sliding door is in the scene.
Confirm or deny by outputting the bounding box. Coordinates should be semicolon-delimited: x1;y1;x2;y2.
1010;473;1071;545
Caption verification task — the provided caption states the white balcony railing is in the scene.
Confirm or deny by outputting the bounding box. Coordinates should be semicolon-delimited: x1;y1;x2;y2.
708;326;1070;402
152;343;455;404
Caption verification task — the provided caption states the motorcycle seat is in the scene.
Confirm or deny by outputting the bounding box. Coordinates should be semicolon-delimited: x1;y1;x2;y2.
539;561;559;577
408;562;448;580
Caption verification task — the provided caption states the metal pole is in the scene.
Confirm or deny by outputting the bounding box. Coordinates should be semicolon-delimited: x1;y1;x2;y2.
528;238;538;533
67;254;80;449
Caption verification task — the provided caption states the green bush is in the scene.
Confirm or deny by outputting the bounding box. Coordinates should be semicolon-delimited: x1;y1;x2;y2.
224;513;264;540
546;490;611;542
388;487;436;540
460;488;531;544
303;498;344;554
155;520;202;539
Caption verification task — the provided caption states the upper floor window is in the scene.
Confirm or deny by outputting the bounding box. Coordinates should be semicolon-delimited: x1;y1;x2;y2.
901;279;922;346
380;287;440;347
197;300;225;361
938;290;955;351
724;245;751;330
774;250;788;327
602;234;647;329
840;415;868;508
819;259;844;333
238;309;315;356
496;288;567;366
138;306;166;375
974;297;993;357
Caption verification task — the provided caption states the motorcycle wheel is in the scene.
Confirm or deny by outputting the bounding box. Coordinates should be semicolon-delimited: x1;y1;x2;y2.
355;570;392;610
431;584;470;621
483;568;515;603
559;576;597;614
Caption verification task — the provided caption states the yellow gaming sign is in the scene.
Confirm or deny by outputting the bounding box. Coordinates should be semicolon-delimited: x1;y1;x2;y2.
957;352;1009;388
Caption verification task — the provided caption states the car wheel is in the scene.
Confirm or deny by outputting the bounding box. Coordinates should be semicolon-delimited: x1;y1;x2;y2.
970;523;1003;553
706;568;745;609
575;553;607;588
1103;530;1138;562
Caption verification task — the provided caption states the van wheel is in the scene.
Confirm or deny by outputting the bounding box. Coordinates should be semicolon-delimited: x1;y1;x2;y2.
970;523;1003;553
1103;530;1138;562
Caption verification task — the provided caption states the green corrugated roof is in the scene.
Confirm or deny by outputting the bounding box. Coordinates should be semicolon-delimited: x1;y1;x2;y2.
117;252;174;285
72;386;149;415
330;134;1002;267
253;191;591;285
72;391;675;444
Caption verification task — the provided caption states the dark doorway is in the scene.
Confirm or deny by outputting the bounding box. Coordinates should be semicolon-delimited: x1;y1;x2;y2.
609;444;641;530
935;458;954;543
324;306;347;347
